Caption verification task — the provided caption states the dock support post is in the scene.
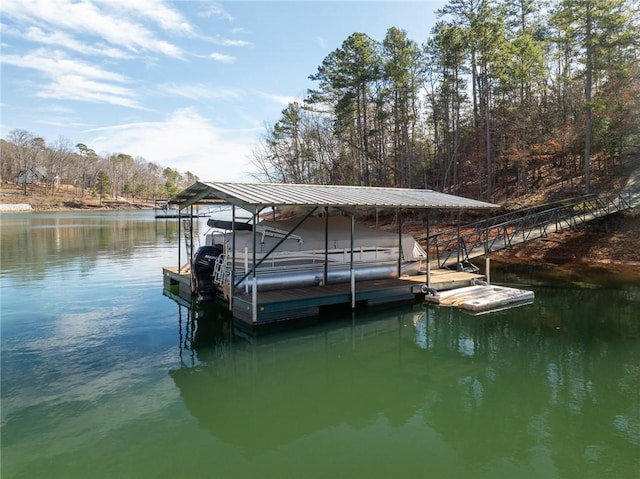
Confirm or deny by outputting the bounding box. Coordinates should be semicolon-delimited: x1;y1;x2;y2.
177;208;182;273
485;213;491;285
190;205;194;264
350;214;355;309
456;210;461;269
244;248;249;294
324;206;329;286
426;213;431;289
252;209;258;323
230;205;236;312
397;209;402;278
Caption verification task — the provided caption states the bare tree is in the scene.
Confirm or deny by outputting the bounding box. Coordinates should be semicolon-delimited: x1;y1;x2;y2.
8;129;45;195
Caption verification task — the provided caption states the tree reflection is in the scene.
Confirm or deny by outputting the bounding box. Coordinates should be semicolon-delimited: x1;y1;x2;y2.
169;286;639;476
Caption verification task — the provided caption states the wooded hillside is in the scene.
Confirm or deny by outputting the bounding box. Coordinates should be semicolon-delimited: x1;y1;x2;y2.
2;0;638;205
0;134;197;201
251;0;640;203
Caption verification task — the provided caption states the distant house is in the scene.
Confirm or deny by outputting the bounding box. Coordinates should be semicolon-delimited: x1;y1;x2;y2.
15;167;47;185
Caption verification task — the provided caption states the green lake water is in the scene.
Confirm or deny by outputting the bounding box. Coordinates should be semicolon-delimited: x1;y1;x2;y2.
1;211;639;478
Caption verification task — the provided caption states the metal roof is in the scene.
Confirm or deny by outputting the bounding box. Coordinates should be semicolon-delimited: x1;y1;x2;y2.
168;181;499;211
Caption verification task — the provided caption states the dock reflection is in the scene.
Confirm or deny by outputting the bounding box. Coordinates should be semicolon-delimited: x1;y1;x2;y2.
166;291;640;477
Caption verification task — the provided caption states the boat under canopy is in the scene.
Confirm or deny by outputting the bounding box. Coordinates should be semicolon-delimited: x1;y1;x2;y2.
168;182;500;324
199;214;428;294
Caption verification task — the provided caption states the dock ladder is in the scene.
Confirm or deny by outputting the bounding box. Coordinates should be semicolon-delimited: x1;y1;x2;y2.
213;253;228;287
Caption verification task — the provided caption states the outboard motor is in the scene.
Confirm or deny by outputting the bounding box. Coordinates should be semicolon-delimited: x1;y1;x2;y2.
192;245;223;293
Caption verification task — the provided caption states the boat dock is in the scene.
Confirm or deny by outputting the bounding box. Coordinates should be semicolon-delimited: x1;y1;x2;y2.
163;264;492;322
163;182;536;325
154;199;213;219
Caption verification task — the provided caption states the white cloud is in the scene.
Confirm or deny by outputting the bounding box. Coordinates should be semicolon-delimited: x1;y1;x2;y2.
2;49;127;82
210;52;236;63
87;108;258;181
1;0;185;58
1;49;140;108
198;3;234;22
158;83;243;101
95;0;195;35
258;92;299;107
20;26;132;59
315;36;329;50
212;37;252;47
40;74;140;108
39;118;88;128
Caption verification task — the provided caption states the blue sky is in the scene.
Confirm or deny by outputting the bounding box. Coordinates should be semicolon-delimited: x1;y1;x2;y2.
1;1;445;181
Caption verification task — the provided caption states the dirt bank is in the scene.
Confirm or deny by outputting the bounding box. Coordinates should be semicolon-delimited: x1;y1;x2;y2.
0;184;153;211
492;163;640;275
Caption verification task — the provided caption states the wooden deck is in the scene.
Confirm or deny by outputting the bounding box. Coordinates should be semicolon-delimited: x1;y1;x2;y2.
231;278;412;323
231;270;484;324
162;266;192;297
404;269;484;290
163;265;485;324
424;284;534;314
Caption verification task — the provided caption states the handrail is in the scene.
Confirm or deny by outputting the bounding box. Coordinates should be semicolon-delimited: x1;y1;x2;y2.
428;190;634;269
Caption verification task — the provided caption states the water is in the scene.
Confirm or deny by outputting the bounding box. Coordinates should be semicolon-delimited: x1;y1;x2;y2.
1;211;639;479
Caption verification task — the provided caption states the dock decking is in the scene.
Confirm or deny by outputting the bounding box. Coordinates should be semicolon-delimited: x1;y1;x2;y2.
424;284;534;313
232;277;415;323
162;264;535;321
162;265;486;324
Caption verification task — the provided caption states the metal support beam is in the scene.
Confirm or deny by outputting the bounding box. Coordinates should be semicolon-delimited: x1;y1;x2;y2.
485;212;491;285
177;208;182;273
230;205;236;312
234;207;318;289
324;206;329;286
350;214;355;309
426;213;431;289
189;205;194;264
252;209;257;323
397;209;403;278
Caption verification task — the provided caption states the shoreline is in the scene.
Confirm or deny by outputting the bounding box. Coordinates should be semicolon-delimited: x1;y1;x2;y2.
0;197;155;213
3;188;638;278
490;255;640;282
489;208;640;275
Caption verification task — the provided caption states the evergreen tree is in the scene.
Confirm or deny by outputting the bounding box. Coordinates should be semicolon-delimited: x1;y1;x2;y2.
95;170;111;202
551;0;638;193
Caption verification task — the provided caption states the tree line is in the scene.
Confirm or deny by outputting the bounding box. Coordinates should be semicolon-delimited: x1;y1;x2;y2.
0;130;197;201
251;0;640;201
3;0;637;204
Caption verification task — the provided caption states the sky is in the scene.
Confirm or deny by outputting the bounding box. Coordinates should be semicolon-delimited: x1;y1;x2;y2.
1;1;445;182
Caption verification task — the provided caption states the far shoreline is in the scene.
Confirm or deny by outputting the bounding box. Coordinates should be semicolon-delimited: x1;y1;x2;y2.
3;197;638;280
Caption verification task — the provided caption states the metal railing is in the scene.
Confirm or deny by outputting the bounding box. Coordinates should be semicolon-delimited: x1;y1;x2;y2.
426;190;634;269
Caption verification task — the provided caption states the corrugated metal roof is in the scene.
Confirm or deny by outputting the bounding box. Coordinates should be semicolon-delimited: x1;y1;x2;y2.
169;181;499;210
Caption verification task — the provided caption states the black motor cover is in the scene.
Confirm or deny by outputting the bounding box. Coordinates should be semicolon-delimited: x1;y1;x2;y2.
192;245;222;292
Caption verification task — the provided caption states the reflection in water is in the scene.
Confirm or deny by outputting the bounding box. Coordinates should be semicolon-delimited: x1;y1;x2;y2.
170;287;640;477
3;211;638;478
0;211;190;279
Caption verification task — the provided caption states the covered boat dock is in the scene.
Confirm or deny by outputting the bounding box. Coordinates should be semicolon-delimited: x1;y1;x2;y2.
165;182;499;325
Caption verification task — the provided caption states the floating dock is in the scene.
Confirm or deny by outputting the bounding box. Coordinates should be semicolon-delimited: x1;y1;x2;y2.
163;266;490;324
424;284;534;313
164;265;534;321
162;181;519;325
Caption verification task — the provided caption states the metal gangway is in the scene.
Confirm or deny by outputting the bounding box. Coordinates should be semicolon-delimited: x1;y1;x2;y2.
427;189;637;270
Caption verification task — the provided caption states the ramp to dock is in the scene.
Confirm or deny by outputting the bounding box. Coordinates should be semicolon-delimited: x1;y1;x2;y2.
428;182;639;269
